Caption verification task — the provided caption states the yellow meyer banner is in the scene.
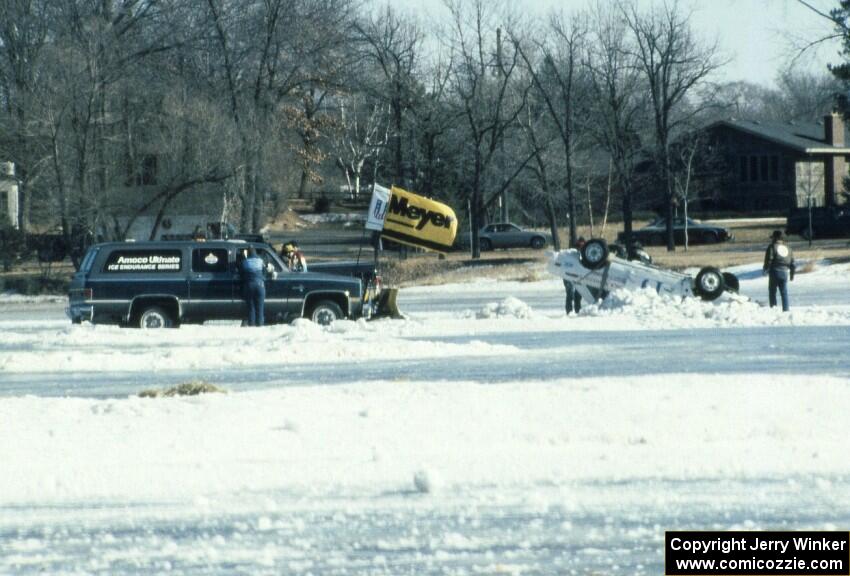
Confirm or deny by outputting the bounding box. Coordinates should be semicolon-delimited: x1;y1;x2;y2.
381;186;457;253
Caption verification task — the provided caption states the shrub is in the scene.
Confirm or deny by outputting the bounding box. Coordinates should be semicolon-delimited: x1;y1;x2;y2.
313;195;332;213
0;275;68;295
139;380;227;398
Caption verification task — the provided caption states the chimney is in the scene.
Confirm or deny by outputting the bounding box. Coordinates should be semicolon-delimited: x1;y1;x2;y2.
825;112;845;146
824;112;847;206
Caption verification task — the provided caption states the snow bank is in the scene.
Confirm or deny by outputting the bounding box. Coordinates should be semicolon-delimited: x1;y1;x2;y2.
0;317;519;374
586;287;850;328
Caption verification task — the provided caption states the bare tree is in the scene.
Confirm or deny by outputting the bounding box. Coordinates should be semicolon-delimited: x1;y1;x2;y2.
331;95;389;201
445;0;531;258
517;90;562;250
354;4;423;188
205;0;355;231
513;11;589;249
672;134;700;251
409;54;456;198
623;0;723;251
585;2;646;247
0;0;52;234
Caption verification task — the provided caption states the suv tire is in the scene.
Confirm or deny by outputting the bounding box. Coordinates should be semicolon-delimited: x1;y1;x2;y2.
580;239;609;270
695;267;725;301
480;238;492;251
310;300;343;325
530;236;545;249
139;306;174;329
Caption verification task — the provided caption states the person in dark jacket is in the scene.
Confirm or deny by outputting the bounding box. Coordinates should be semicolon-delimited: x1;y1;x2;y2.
241;246;266;326
564;236;586;315
763;230;795;312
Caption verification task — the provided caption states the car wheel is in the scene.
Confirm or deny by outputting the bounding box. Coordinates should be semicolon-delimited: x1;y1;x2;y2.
580;239;609;270
309;300;343;325
530;236;545;249
703;231;719;244
694;267;725;301
722;272;740;293
480;238;492;251
138;306;174;329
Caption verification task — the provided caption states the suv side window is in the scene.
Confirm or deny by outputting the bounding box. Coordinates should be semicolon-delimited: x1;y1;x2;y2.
79;247;100;273
257;247;283;272
192;248;229;273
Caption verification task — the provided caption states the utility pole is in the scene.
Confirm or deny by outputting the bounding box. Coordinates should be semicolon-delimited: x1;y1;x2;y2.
497;27;509;223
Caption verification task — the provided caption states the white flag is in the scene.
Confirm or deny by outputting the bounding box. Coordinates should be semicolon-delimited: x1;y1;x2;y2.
365;184;391;231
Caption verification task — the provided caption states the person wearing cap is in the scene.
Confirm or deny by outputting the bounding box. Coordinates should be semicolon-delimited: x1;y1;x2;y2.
564;236;586;315
763;230;795;312
281;240;307;272
241;246;266;326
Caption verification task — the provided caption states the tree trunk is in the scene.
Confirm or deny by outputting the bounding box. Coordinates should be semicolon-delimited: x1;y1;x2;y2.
565;145;577;247
546;196;560;251
471;153;483;259
297;169;309;200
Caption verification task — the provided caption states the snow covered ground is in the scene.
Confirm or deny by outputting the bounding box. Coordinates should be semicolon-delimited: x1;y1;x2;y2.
1;261;850;574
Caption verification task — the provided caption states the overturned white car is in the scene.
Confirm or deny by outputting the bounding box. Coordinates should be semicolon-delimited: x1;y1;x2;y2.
547;239;738;302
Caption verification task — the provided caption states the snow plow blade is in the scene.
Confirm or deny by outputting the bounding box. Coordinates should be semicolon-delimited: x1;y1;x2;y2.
372;287;405;319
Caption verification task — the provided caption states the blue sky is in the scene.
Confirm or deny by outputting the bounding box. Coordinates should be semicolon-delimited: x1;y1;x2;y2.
391;0;843;87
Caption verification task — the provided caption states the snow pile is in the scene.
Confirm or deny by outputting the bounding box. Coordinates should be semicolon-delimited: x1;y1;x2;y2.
300;213;365;225
587;287;850;328
0;292;65;304
412;468;442;494
471;297;535;319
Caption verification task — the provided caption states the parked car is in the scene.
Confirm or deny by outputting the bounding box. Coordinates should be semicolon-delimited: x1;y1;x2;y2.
547;238;739;303
786;206;850;240
67;240;375;328
478;223;549;250
619;217;733;246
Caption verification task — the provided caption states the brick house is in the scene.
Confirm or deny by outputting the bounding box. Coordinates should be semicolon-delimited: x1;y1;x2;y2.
700;113;850;212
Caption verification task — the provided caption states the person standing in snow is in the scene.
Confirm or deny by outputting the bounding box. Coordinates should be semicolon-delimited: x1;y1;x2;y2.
763;230;795;312
241;246;266;326
564;236;586;315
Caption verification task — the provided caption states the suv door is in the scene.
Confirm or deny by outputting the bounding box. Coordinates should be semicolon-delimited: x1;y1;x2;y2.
254;246;291;322
188;246;238;320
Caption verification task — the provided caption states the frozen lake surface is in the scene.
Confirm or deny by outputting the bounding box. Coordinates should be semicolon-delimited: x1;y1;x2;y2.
2;261;849;574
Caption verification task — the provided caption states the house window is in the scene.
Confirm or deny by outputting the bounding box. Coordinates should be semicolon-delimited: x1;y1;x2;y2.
750;156;759;182
141;155;158;186
125;154;159;186
760;156;769;181
770;156;779;182
739;157;748;182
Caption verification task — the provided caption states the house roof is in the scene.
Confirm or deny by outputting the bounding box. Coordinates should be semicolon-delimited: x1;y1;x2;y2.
708;118;850;154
